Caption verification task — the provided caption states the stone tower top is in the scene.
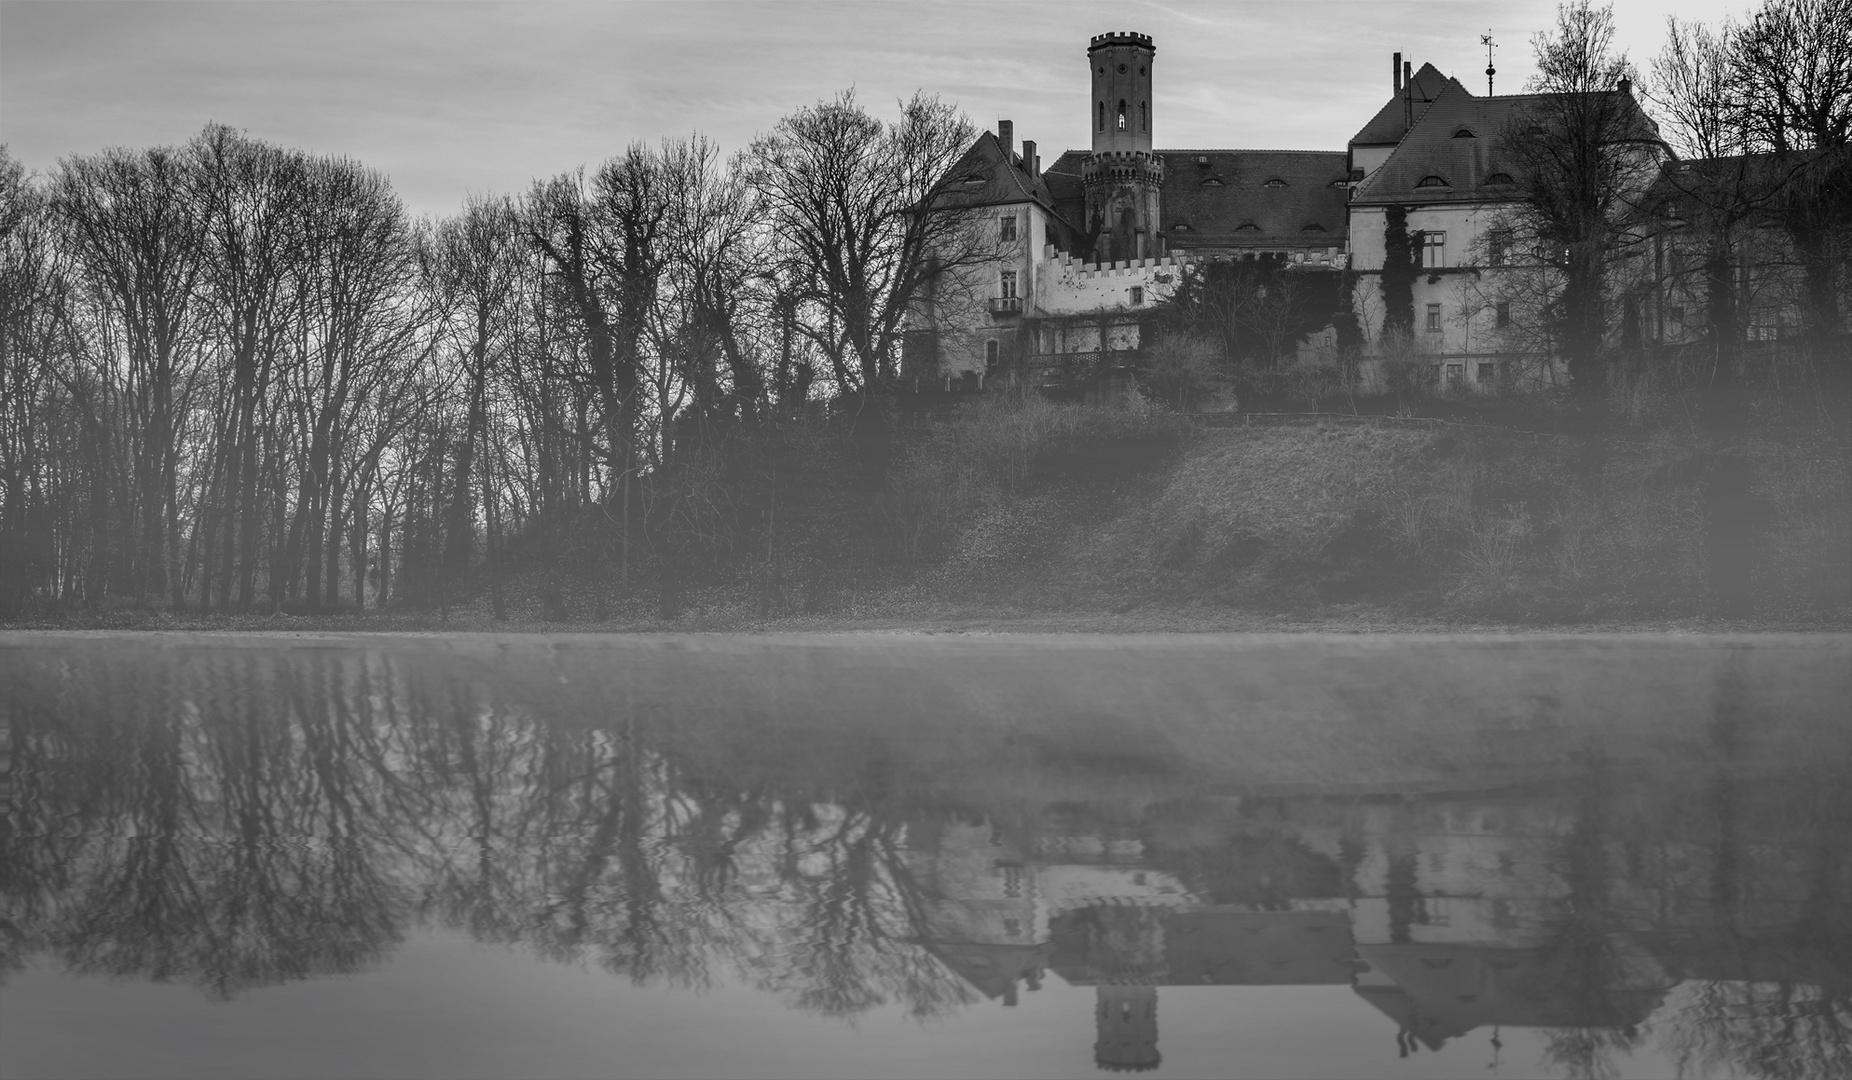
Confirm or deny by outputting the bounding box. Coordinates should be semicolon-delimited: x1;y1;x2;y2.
1088;31;1154;50
1088;31;1155;156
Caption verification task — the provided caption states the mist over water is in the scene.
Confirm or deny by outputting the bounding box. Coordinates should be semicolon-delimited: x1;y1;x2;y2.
2;634;1849;1079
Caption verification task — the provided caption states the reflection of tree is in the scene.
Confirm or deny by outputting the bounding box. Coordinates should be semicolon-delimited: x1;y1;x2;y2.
6;640;1851;1069
1;648;974;1019
1534;764;1654;1080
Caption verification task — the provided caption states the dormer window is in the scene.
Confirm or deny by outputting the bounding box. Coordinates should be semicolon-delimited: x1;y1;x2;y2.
1171;223;1192;232
1452;127;1478;138
1263;178;1288;188
1235;222;1260;232
1483;172;1516;186
1301;223;1326;232
1416;175;1450;188
1201;177;1225;187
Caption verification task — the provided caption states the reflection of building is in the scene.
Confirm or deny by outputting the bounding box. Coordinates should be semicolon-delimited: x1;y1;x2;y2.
1354;943;1667;1052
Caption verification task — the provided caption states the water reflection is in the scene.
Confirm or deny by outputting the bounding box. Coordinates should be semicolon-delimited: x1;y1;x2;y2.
2;642;1850;1079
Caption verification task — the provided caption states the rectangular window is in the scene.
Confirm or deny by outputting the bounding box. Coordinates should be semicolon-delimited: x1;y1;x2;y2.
1669;306;1685;322
1426;303;1442;332
1477;362;1497;384
1445;363;1464;391
1130;286;1144;305
1488;229;1511;267
999;270;1017;298
985;339;1000;366
999;214;1016;242
1495;302;1511;328
1423;231;1446;268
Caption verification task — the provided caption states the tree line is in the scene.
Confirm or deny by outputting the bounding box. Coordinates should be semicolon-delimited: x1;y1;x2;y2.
0;91;983;616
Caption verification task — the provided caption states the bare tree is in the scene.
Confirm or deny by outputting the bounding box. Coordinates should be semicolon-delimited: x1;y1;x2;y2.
51;142;209;605
1734;0;1852;366
747;90;981;394
1499;0;1665;407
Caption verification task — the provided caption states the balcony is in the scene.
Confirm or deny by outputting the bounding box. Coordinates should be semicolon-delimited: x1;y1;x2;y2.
989;295;1023;316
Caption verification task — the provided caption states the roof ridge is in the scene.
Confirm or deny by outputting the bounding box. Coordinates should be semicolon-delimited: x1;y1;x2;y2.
1156;148;1345;155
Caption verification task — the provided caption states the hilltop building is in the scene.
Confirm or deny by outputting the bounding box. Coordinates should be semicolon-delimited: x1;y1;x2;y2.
911;30;1672;397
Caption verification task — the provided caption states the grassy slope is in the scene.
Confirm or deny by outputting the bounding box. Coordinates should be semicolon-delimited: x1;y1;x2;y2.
9;416;1848;632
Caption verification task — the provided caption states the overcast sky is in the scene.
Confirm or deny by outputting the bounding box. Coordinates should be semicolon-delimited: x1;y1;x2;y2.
2;1;1744;218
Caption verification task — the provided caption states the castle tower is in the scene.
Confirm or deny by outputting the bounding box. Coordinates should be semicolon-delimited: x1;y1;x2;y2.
1083;32;1163;264
1094;980;1161;1072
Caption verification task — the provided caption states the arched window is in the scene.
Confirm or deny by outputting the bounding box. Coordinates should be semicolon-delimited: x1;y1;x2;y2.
1482;172;1516;186
1140;101;1147;131
1263;178;1288;188
1097;102;1105;132
1200;177;1225;187
1117;100;1127;130
1416;174;1450;188
1302;222;1327;232
1452;127;1478;139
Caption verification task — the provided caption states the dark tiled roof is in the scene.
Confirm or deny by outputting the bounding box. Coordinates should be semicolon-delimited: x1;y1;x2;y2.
1350;62;1462;147
1350;84;1664;205
1040;148;1347;251
1043;148;1090;233
1160;150;1350;248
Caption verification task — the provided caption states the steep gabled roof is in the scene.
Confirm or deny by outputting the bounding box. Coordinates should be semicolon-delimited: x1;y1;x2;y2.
1160;150;1350;248
934;130;1063;215
1350;83;1664;205
1351;62;1464;147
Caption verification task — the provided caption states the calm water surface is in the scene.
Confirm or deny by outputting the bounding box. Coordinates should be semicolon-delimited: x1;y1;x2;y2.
2;633;1849;1079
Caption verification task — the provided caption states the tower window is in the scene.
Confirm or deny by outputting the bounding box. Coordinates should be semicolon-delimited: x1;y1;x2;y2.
1130;286;1144;305
999;214;1016;241
1097;102;1105;132
1140;101;1147;131
1117;100;1127;130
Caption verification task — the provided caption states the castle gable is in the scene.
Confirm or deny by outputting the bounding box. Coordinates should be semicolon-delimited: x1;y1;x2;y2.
1350;62;1462;148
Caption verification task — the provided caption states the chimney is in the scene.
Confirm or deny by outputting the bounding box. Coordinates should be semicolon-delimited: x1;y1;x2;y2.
1393;52;1402;93
998;119;1013;156
1404;61;1414;128
1618;76;1632;96
1021;139;1038;175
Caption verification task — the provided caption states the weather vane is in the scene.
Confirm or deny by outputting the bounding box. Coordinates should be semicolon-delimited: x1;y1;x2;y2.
1483;32;1497;96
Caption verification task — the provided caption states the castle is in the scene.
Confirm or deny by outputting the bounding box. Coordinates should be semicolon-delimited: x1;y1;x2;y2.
909;30;1671;396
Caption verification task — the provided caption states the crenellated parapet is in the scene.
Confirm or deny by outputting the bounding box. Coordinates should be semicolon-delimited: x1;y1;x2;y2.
1082;150;1165;190
1042;244;1189;280
1035;244;1191;316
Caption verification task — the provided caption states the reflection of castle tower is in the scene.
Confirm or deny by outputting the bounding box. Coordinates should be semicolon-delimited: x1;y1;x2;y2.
1082;32;1163;264
1094;980;1160;1072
